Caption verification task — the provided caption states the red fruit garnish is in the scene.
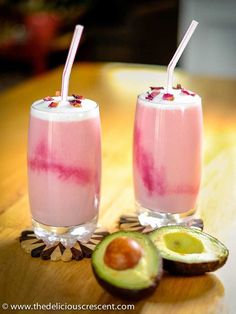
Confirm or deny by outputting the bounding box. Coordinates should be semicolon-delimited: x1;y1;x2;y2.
72;94;84;100
181;88;195;96
48;101;58;108
150;86;164;90
146;90;161;100
43;96;54;101
163;93;174;101
173;84;182;90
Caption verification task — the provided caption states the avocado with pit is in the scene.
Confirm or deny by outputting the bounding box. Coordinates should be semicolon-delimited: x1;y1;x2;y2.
149;225;229;276
92;231;162;300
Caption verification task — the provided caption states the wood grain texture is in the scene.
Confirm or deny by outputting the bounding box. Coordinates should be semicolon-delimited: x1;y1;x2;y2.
0;63;236;313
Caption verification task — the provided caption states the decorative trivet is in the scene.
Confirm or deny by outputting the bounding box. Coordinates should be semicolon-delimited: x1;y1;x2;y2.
118;214;204;233
19;228;109;262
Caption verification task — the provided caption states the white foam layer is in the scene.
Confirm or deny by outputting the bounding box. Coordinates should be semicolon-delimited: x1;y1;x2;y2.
31;97;99;121
138;88;201;109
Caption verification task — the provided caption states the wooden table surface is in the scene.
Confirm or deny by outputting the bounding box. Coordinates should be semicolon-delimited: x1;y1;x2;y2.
0;63;236;313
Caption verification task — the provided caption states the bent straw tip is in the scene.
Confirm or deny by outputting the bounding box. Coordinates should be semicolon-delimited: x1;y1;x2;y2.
192;20;199;26
75;24;84;31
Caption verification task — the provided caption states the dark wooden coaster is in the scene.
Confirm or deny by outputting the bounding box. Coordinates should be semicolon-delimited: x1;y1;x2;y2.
19;228;109;262
118;214;204;233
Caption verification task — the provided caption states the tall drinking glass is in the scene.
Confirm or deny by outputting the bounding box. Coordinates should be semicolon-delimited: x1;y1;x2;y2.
133;88;203;227
28;96;101;247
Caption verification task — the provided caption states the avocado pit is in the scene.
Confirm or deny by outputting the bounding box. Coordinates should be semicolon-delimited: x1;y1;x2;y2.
104;236;143;270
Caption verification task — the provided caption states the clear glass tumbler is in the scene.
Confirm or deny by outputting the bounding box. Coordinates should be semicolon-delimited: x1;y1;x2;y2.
133;90;203;227
28;97;101;247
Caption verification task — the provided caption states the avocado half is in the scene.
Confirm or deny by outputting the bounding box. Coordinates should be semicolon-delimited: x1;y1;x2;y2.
92;231;162;300
149;226;229;276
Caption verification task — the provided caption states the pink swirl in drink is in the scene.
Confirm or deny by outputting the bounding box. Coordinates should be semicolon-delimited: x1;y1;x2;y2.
133;87;203;223
28;96;101;245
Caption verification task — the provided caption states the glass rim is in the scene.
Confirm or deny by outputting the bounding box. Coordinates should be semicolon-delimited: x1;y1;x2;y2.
31;97;99;115
137;93;202;107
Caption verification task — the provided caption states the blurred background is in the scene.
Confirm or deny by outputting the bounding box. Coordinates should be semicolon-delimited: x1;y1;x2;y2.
0;0;235;91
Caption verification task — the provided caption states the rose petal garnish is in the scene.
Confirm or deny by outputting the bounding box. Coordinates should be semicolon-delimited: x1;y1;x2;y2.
150;86;164;90
43;96;54;101
70;99;81;104
145;90;161;100
181;88;195;96
72;94;84;100
173;84;182;90
48;101;58;108
69;99;82;107
72;102;82;107
162;93;174;101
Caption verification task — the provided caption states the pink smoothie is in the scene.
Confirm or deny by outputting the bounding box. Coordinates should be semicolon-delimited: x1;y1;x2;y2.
28;98;101;227
133;89;202;214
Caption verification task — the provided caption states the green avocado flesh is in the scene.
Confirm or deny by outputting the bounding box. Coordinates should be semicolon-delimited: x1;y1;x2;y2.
92;231;162;291
164;232;204;254
149;226;228;275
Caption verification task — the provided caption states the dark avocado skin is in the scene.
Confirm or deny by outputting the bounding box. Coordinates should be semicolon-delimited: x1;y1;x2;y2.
163;255;228;276
92;264;162;301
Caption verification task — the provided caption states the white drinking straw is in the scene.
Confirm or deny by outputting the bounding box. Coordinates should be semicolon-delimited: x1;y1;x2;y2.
166;20;198;92
60;25;84;105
